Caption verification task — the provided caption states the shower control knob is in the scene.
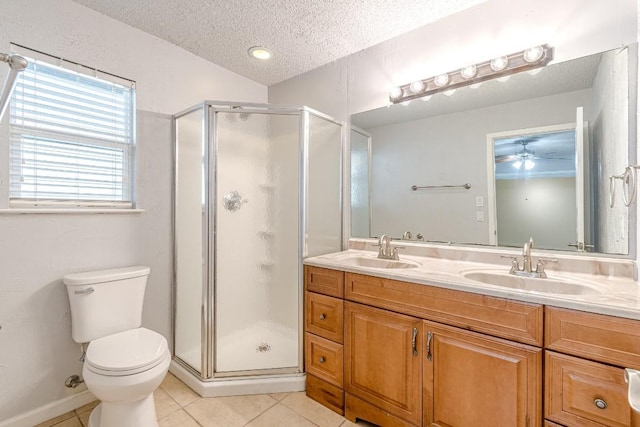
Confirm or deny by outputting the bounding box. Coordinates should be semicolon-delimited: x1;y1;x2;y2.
319;314;326;320
319;357;326;363
594;398;607;409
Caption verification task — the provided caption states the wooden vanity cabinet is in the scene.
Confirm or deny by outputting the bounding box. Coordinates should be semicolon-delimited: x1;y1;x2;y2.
344;302;422;426
544;307;640;427
304;266;345;415
341;271;543;426
423;321;542;427
304;265;640;427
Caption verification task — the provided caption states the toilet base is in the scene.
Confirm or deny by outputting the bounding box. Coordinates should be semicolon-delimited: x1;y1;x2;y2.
87;394;159;427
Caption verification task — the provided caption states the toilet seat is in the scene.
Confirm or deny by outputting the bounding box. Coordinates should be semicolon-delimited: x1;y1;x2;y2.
85;328;169;376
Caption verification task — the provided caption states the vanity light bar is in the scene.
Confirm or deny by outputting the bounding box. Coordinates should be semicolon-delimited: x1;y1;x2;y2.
389;44;554;104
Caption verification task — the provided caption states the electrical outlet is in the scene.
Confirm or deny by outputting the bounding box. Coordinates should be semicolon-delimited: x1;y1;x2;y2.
475;196;484;207
476;211;484;222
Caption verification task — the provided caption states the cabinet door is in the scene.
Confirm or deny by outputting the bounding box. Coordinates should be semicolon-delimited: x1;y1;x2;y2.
344;301;422;426
424;321;542;427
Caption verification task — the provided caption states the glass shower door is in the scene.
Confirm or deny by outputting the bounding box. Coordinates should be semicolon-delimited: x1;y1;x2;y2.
214;110;300;374
174;107;206;374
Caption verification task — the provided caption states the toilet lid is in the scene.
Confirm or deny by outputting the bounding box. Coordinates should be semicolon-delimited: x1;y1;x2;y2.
86;328;168;375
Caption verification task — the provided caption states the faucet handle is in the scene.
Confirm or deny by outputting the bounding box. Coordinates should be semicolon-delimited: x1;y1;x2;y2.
534;257;557;278
501;255;520;274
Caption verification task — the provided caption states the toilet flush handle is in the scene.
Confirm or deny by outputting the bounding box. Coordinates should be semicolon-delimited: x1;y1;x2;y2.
74;287;94;295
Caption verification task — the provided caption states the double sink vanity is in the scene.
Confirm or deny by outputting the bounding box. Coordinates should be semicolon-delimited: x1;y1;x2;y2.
303;241;640;427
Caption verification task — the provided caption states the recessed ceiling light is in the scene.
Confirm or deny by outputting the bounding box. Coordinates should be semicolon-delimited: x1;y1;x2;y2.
248;46;272;60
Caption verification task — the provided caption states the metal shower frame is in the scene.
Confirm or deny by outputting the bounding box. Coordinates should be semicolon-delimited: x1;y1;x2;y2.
172;100;343;381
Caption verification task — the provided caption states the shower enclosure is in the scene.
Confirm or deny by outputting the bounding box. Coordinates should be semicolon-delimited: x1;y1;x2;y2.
172;101;343;396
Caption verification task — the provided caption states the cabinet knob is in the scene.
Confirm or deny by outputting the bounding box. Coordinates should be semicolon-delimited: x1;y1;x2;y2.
319;356;326;363
319;313;326;320
594;398;607;409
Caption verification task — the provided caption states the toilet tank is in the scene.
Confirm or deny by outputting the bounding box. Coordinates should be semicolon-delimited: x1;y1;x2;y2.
64;266;151;343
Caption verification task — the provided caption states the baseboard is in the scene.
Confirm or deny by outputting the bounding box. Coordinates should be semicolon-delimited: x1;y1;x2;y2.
0;390;96;427
169;360;306;397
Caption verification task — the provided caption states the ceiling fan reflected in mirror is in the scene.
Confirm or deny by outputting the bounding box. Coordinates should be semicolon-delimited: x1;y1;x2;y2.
495;137;572;170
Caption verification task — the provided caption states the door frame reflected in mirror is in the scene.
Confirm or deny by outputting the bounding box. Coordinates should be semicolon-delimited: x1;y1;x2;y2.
486;121;582;250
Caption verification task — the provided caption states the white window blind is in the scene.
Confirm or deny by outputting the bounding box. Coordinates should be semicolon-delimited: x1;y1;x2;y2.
9;48;135;208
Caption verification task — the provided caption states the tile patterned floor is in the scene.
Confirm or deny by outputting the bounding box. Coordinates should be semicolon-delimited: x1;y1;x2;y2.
36;372;375;427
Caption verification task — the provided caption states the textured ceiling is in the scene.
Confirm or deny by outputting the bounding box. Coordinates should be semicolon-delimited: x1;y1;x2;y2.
70;0;484;86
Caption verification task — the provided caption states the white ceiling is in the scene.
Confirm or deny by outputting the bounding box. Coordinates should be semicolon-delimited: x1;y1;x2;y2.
70;0;485;86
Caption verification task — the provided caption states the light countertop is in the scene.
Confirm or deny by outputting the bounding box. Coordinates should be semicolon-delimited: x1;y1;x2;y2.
304;250;640;320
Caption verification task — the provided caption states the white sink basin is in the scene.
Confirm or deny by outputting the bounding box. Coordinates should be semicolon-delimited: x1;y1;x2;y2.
339;255;420;269
462;270;603;295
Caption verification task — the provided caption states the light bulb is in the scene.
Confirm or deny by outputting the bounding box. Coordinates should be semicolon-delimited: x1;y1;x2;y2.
433;73;449;87
248;46;272;60
524;46;544;63
470;82;482;89
409;81;425;93
420;95;432;102
444;89;456;96
460;65;477;79
496;75;511;82
389;86;403;99
513;159;536;170
490;56;509;71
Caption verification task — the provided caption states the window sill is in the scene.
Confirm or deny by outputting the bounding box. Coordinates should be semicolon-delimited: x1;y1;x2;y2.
0;208;145;214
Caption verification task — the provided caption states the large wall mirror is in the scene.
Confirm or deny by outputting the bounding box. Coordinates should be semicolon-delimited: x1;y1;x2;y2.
350;44;637;255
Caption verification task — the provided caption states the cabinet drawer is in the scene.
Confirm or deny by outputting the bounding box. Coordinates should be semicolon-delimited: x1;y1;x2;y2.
306;374;344;415
544;421;565;427
345;272;543;346
305;266;344;298
305;333;343;387
305;292;343;343
545;351;630;427
545;307;640;369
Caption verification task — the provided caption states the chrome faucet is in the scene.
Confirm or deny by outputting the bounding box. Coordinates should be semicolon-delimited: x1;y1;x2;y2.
522;237;534;273
377;234;400;260
503;237;556;279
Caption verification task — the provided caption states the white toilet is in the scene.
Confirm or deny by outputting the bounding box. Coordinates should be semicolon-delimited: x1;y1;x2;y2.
64;266;171;427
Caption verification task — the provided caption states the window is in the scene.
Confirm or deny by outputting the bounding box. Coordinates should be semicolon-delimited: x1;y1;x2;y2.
8;46;136;208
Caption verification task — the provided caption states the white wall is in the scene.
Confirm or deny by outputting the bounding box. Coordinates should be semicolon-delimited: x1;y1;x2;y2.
0;0;266;422
496;177;577;250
